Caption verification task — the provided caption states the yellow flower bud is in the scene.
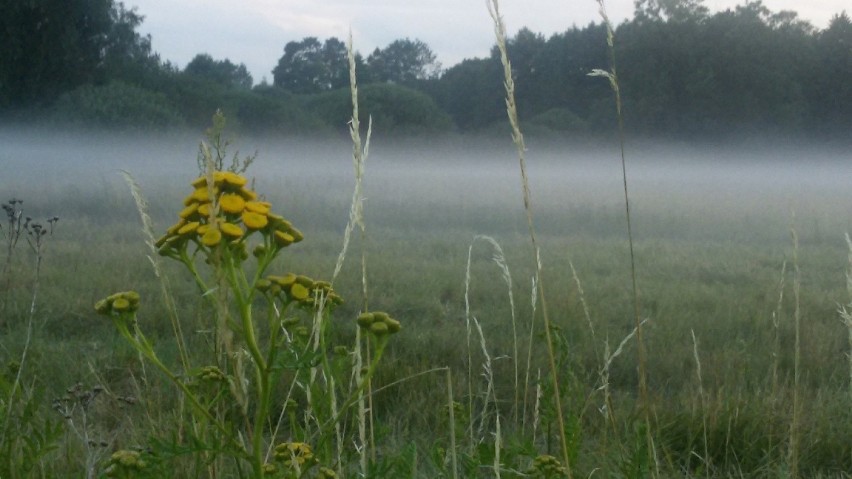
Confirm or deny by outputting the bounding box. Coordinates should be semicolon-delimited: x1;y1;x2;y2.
219;222;244;238
200;228;222;247
241;211;267;230
178;202;199;219
273;230;294;247
290;283;309;301
112;297;130;312
219;194;246;214
221;171;247;187
244;201;270;215
198;202;213;218
370;321;389;336
357;313;374;328
178;221;200;236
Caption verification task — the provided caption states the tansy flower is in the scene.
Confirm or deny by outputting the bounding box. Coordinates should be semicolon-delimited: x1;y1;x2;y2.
167;221;186;235
178;203;199;219
201;228;222;247
221;171;247;187
219;222;243;238
274;230;294;247
178;221;200;236
198;203;213;218
290;283;309;301
219;194;246;214
190;186;217;203
244;201;271;215
237;187;258;201
241;211;267;230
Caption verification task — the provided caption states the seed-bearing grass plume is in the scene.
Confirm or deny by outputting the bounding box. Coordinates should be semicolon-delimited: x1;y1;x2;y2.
840;233;852;400
463;235;520;425
121;171;189;379
485;1;572;475
589;0;656;473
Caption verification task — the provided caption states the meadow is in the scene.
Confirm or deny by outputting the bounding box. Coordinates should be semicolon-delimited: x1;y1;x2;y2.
1;123;850;477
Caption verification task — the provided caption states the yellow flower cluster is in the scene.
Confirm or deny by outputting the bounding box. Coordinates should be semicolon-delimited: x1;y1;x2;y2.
528;454;568;477
105;450;147;477
94;291;140;316
273;442;315;468
318;466;339;478
154;170;303;256
256;273;343;309
356;312;401;337
197;365;226;382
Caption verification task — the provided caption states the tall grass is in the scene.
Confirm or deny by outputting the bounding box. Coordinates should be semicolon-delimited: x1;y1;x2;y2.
486;1;573;475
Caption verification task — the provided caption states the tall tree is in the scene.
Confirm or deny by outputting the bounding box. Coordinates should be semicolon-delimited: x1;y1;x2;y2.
185;54;253;89
0;0;156;107
367;38;441;84
272;37;352;94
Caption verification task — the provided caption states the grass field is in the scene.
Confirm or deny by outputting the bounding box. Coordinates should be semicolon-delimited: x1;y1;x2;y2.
1;129;850;477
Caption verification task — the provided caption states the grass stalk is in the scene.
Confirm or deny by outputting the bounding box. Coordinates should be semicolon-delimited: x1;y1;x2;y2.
121;171;190;375
691;329;711;478
842;233;852;400
787;225;801;479
522;276;538;434
590;0;656;472
485;2;572;475
446;367;459;479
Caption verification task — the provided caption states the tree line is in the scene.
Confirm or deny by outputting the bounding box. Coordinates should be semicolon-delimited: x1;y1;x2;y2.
0;0;849;138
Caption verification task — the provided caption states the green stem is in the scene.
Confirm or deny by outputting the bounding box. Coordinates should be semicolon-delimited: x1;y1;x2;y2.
312;336;388;445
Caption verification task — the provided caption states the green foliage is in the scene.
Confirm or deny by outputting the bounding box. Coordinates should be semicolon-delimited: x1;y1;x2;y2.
0;0;155;107
305;83;453;134
52;81;185;131
0;364;63;479
185;54;253;90
366;38;442;84
272;37;353;94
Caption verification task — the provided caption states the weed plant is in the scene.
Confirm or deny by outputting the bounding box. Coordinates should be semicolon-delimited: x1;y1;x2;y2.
0;2;851;478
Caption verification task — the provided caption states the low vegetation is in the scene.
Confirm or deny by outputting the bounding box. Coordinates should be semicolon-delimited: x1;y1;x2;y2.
1;0;850;477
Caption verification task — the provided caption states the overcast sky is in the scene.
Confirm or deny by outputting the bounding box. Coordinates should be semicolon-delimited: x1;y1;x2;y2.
126;0;847;84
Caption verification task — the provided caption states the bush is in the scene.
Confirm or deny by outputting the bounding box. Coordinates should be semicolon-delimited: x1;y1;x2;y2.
52;81;185;130
304;83;454;134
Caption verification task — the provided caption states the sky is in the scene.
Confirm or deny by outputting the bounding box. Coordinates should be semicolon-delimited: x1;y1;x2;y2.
125;0;847;84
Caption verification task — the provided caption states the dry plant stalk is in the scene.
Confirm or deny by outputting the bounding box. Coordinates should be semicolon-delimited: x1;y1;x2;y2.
691;330;711;478
788;225;801;479
590;0;656;473
841;233;852;400
485;1;572;475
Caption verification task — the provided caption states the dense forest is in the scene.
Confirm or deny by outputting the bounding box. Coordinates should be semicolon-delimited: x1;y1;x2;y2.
0;0;849;138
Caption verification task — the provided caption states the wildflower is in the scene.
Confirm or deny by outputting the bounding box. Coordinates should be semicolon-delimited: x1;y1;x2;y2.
198;202;213;218
241;211;267;230
219;222;243;239
105;449;147;477
528;454;567;477
95;291;140;316
178;221;200;236
273;442;315;467
178;202;199;219
318;466;338;478
219;193;246;214
274;230;294;247
244;201;270;215
357;311;401;336
236;187;258;201
198;366;226;382
200;228;222;247
290;283;310;301
221;171;247;187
